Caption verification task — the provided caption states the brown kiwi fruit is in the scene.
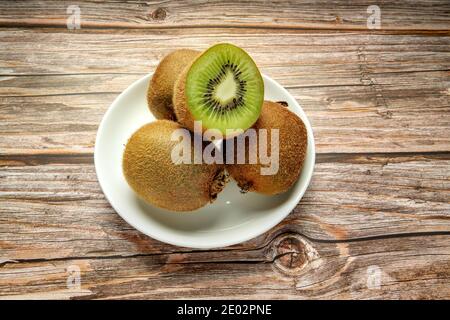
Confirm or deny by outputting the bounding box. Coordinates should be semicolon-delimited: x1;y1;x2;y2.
147;49;200;120
123;120;227;211
225;101;308;195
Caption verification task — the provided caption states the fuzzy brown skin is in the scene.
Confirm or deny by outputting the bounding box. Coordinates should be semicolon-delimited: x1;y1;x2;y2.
173;67;197;132
123;120;225;212
147;49;199;120
226;101;308;195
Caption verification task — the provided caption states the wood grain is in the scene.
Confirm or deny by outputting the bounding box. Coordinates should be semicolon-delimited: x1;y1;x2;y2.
1;154;449;261
0;0;449;300
0;29;449;154
1;72;448;154
0;0;449;32
1;28;449;76
1;233;449;299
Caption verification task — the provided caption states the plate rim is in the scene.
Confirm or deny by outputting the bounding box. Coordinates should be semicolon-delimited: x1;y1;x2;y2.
94;73;316;249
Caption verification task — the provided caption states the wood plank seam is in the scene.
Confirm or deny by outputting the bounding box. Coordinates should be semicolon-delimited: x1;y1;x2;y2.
2;152;450;165
1;231;449;269
0;21;449;35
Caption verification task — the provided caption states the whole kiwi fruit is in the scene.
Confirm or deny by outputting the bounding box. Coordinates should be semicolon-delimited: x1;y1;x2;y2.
147;49;200;120
123;120;227;211
173;43;264;138
225;101;308;195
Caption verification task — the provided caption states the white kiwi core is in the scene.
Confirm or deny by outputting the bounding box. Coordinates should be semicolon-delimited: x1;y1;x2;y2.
213;70;237;104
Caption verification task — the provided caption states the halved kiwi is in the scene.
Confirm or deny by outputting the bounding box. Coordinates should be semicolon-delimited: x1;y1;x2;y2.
147;49;200;120
225;101;308;195
173;43;264;138
123;120;228;212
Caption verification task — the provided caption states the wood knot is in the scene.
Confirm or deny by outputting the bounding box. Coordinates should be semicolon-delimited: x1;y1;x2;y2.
270;234;317;275
150;8;167;21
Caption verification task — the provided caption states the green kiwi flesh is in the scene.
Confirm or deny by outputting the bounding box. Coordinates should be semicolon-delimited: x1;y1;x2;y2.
174;43;264;137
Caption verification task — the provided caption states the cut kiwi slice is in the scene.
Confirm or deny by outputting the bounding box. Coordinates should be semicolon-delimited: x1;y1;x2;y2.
175;43;264;137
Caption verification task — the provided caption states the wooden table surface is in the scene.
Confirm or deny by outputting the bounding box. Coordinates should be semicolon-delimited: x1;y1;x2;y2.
0;1;449;300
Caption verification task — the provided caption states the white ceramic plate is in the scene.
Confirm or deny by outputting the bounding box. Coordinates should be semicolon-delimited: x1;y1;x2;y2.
95;73;315;249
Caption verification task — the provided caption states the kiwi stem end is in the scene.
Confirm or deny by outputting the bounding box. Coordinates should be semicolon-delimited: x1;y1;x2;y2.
210;169;230;202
